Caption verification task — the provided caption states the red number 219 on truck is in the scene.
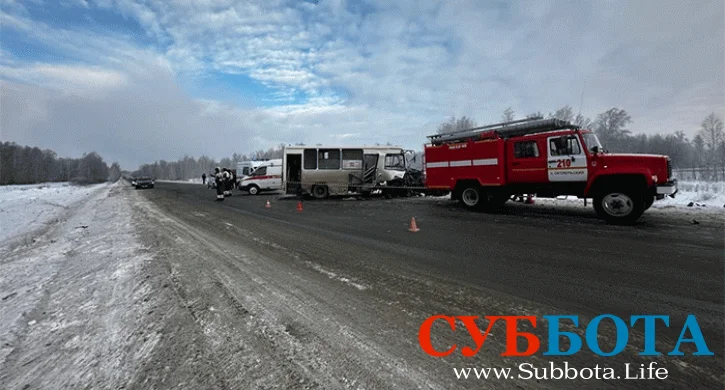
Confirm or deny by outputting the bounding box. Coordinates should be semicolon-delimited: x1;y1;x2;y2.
424;117;677;224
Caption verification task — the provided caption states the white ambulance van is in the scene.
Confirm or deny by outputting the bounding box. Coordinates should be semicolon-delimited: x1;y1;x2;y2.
238;159;283;195
236;160;266;177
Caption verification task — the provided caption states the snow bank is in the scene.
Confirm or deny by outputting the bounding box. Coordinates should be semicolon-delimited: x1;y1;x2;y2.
0;182;156;388
653;181;725;209
0;182;107;244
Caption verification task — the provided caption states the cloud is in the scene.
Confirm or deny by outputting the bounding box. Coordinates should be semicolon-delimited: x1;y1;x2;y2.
0;54;425;169
0;0;723;170
0;64;127;94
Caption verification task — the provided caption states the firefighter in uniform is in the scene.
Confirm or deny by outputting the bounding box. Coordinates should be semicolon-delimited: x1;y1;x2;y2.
222;168;232;197
214;167;225;201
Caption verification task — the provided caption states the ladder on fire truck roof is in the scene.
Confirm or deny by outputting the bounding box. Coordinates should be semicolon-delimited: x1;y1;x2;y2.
428;116;579;145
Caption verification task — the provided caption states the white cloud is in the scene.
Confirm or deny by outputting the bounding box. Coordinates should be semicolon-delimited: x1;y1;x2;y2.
0;64;127;94
0;0;723;170
0;55;427;169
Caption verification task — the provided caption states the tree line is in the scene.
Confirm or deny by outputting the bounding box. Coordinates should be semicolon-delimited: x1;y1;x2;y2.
0;142;121;185
438;107;725;179
132;144;287;179
6;106;720;185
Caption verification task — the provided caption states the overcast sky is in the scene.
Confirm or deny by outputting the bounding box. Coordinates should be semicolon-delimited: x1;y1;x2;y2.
1;0;723;170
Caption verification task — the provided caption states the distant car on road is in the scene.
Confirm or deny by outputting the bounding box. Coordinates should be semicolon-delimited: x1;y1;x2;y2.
135;177;155;189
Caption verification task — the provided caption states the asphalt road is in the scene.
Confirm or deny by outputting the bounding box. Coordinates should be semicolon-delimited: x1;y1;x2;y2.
134;182;724;389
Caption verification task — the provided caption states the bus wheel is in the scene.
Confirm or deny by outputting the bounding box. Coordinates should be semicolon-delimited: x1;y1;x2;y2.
312;185;329;199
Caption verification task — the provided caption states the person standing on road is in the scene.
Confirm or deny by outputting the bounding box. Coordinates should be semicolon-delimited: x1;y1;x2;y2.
202;173;206;185
214;167;225;201
222;168;232;197
231;169;238;191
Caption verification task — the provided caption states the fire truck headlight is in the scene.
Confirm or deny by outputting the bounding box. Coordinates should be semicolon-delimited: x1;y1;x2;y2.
652;175;658;183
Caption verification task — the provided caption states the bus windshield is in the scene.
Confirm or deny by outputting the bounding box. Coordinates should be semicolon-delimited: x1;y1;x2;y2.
384;154;406;170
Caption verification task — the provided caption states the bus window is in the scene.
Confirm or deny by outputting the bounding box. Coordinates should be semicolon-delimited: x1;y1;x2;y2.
303;149;317;169
342;149;363;170
318;149;341;170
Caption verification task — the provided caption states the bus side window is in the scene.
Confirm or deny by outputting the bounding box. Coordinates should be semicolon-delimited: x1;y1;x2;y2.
318;149;341;170
303;149;317;170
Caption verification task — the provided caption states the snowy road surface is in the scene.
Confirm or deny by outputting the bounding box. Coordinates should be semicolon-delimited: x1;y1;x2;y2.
0;181;722;389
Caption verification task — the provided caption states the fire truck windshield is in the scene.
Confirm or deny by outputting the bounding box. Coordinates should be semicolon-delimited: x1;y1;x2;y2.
581;132;604;153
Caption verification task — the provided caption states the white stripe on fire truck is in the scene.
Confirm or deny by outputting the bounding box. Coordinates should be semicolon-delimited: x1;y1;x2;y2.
426;159;499;168
426;162;449;168
472;158;498;166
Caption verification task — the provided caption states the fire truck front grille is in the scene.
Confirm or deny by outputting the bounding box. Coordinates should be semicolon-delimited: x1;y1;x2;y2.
667;159;672;179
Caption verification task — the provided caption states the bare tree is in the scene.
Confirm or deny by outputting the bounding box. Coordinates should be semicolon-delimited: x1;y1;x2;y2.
526;111;543;119
109;162;122;182
553;105;574;122
718;140;725;180
692;134;705;170
574;113;592;129
436;116;477;134
698;113;724;151
502;107;515;122
697;113;725;179
593;108;632;151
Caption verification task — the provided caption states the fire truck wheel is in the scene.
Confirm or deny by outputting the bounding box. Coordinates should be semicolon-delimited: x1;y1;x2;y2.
312;185;329;199
460;186;482;209
593;190;645;225
247;185;260;195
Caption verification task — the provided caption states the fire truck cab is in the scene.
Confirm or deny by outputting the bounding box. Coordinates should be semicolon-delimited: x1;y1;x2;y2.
424;117;677;224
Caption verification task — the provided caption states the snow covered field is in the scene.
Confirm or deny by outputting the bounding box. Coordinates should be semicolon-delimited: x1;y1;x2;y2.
658;181;725;209
0;182;155;389
0;183;108;245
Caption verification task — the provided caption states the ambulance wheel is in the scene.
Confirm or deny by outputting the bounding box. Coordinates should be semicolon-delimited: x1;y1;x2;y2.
312;185;329;199
594;189;645;225
460;186;482;210
247;185;260;196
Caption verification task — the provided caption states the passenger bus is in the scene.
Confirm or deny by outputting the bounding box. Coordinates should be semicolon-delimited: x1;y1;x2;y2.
283;145;408;198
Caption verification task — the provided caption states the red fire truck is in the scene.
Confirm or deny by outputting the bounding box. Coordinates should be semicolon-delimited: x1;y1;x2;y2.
424;117;677;224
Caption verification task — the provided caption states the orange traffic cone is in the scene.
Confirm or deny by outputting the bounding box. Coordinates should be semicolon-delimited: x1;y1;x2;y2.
297;201;304;212
265;200;271;209
408;217;420;232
